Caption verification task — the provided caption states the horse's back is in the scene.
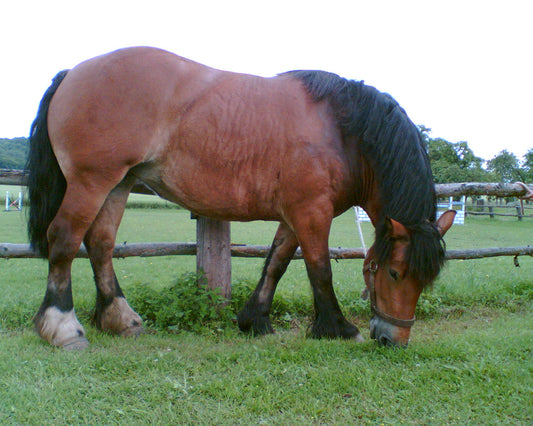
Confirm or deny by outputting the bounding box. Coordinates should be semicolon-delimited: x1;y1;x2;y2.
160;71;344;219
47;47;350;221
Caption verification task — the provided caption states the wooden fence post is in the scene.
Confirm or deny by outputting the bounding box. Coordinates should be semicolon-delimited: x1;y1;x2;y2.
195;217;232;300
516;206;522;221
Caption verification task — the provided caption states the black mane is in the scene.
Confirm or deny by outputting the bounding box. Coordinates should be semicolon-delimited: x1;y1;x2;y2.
285;70;446;285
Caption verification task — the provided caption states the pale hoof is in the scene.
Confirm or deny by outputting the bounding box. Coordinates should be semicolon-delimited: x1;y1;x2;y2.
354;332;365;343
120;324;144;337
36;307;87;349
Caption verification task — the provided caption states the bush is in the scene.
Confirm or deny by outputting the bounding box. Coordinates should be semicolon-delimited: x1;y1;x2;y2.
128;273;234;333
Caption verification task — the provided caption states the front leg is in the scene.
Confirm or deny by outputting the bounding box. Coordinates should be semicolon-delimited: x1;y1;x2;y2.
238;222;299;335
294;209;363;341
304;259;363;341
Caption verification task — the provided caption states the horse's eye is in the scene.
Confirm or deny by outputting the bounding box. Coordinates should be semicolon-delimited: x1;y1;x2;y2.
389;268;400;281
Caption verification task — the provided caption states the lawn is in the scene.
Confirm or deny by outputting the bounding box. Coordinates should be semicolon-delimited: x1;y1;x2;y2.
0;194;532;424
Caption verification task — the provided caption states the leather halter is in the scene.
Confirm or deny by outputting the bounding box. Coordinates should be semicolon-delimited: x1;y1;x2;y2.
363;260;416;328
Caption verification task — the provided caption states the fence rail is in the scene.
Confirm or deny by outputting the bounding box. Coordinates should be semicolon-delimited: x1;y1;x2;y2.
1;242;532;261
1;169;532;267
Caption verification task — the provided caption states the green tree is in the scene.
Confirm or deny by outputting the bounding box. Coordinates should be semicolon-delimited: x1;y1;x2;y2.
487;150;521;183
419;126;491;183
521;148;533;182
0;137;28;169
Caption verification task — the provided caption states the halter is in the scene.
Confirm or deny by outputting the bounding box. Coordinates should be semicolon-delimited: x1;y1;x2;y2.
362;260;416;328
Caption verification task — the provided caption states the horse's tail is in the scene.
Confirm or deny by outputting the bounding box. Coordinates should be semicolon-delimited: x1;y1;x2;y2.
26;70;69;258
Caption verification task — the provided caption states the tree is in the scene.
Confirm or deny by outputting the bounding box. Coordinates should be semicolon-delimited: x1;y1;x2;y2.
521;148;533;182
487;150;521;183
0;137;28;169
419;125;491;183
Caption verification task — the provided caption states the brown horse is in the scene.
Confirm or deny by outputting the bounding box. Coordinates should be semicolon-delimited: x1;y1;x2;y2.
27;47;455;349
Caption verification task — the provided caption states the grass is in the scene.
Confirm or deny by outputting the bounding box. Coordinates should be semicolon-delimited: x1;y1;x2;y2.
1;313;531;424
0;195;532;424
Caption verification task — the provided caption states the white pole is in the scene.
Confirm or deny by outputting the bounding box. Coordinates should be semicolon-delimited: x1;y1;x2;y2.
5;191;9;211
18;192;23;210
353;207;367;256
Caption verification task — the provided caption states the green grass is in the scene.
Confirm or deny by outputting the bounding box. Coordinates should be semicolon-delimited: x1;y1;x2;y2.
0;199;532;424
0;313;531;424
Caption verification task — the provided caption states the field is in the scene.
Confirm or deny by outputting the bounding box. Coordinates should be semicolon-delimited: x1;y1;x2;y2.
0;189;532;424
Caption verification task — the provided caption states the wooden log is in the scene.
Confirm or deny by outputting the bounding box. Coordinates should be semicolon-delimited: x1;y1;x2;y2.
2;242;532;260
0;169;27;186
0;242;197;259
229;245;367;260
446;246;533;260
435;182;533;198
195;217;232;300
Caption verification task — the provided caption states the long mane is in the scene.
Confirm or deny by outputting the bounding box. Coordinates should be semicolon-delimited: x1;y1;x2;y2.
285;70;446;286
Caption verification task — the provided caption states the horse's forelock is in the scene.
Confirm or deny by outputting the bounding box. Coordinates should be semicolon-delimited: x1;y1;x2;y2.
375;220;446;288
406;222;446;287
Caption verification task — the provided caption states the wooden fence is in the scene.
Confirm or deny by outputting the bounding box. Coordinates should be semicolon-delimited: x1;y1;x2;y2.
1;168;532;296
466;204;532;220
1;242;532;260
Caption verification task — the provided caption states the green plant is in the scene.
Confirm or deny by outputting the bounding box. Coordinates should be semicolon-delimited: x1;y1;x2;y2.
128;273;234;333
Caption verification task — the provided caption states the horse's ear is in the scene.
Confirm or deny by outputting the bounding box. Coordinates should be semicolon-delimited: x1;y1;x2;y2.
436;210;456;236
386;217;410;239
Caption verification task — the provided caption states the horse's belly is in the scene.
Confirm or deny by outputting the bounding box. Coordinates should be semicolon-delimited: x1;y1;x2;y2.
137;160;282;221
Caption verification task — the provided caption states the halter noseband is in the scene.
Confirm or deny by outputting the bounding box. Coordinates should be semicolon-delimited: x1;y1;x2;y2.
363;260;416;328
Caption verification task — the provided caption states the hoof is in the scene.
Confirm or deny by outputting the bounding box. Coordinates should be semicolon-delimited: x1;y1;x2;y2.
309;317;363;341
35;307;88;349
120;323;144;337
97;297;143;336
354;333;365;343
237;310;274;336
61;336;90;351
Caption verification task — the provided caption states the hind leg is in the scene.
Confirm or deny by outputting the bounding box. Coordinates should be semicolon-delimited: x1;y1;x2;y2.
84;178;143;336
238;222;299;335
34;183;111;349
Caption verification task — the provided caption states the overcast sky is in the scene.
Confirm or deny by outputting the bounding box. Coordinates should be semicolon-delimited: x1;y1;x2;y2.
1;0;531;161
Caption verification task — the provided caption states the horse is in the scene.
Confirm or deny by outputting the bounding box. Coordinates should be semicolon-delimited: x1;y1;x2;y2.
27;47;455;350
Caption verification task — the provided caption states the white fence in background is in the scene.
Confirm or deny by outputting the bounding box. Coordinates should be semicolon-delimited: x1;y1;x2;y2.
354;195;466;226
437;196;465;225
4;191;23;212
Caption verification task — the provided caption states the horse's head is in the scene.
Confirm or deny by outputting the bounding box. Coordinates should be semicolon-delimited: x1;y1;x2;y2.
363;210;456;347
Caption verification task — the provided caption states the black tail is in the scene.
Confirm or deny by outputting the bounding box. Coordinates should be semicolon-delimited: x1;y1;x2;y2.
26;70;69;258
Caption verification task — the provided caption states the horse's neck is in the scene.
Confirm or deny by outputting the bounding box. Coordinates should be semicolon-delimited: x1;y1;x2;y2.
352;153;382;226
361;195;383;228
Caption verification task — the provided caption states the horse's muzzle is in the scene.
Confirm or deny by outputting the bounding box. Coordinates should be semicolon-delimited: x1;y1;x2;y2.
370;316;410;348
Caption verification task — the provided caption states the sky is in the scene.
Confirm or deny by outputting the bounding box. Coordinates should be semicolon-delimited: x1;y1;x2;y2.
1;0;531;162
